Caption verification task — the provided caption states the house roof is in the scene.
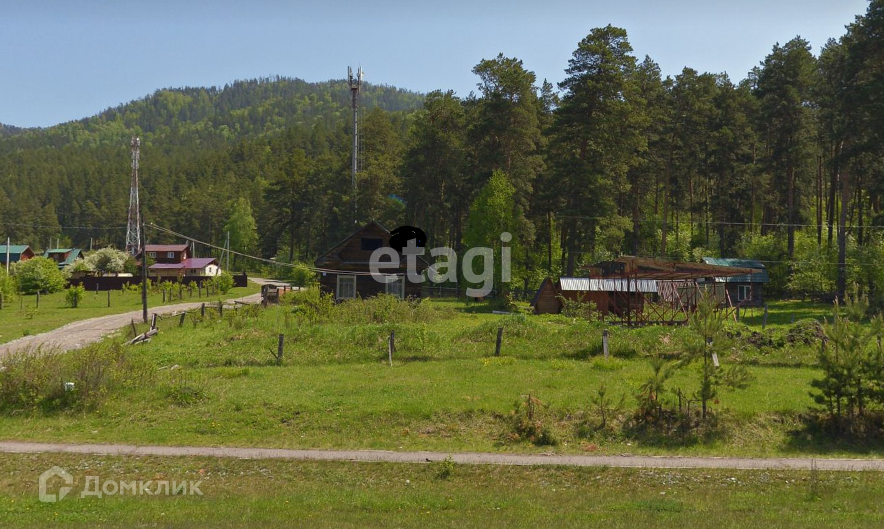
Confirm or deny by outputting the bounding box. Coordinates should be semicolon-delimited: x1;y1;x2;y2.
559;277;660;293
43;248;82;266
0;245;32;256
314;221;430;269
701;257;770;283
145;244;189;253
590;256;757;281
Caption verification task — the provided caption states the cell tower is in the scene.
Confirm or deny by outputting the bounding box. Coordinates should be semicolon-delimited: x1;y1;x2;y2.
124;136;142;256
348;66;363;224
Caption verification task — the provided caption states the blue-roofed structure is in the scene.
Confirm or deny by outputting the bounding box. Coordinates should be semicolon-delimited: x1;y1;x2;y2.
701;257;768;306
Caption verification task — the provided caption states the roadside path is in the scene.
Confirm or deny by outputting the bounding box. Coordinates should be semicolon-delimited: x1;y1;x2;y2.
0;278;281;357
0;441;881;471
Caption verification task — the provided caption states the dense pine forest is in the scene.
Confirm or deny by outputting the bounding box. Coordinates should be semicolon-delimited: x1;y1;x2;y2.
3;1;884;301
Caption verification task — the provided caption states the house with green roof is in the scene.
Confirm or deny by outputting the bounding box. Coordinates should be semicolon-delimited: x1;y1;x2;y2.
701;257;769;307
0;244;36;266
43;248;83;270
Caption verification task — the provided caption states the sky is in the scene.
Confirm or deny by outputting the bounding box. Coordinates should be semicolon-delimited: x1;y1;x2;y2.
0;0;871;128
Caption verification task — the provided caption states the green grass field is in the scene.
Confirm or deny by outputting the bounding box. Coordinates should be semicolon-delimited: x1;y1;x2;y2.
1;453;881;528
0;282;260;345
0;294;870;458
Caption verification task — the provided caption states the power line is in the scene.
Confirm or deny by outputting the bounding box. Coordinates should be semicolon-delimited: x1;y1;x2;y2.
147;223;398;277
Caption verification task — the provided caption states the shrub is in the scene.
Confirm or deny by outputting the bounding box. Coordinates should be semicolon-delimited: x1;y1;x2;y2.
215;271;235;294
12;256;67;294
84;247;128;275
507;394;558;446
558;294;597;320
0;267;16;299
65;284;86;308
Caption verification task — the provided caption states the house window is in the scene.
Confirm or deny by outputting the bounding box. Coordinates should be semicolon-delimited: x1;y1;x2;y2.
360;238;383;251
738;285;751;301
385;275;405;299
147;251;156;258
167;252;175;259
336;275;356;300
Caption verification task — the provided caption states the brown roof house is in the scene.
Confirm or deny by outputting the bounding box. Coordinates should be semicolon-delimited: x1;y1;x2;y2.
314;221;430;300
141;243;220;279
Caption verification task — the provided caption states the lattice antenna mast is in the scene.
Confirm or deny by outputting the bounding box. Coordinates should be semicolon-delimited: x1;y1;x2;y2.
348;66;363;224
125;136;142;256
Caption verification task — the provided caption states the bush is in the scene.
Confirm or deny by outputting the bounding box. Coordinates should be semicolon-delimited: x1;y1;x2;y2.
65;284;86;308
507;394;558;446
0;267;16;299
12;256;67;294
84;247;128;275
215;271;235;294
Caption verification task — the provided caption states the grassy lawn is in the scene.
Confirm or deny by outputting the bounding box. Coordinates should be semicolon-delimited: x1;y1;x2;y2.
0;452;881;528
0;296;872;458
0;281;260;345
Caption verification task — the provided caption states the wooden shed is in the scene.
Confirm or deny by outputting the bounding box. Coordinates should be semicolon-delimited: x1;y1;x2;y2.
314;221;430;301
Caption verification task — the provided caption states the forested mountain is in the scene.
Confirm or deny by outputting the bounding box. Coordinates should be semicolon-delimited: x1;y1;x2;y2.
0;77;423;257
4;1;884;302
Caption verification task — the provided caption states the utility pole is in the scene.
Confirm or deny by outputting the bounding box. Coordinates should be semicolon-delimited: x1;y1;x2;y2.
226;231;230;271
348;66;363;225
5;237;9;274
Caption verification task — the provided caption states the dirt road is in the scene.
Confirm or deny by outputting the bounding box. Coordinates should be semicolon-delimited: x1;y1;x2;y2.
0;441;880;471
0;278;280;357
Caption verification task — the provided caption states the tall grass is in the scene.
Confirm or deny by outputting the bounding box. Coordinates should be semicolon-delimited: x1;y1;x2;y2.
0;342;152;412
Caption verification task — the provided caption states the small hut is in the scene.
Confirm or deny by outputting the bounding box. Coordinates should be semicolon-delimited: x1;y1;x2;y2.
701;257;769;307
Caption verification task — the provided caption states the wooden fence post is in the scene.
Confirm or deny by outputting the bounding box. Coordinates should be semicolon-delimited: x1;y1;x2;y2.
218;301;223;317
179;312;186;327
131;319;137;337
495;327;503;357
107;289;111;308
388;330;395;367
201;303;206;317
277;334;284;366
151;313;158;330
162;290;166;302
602;329;609;359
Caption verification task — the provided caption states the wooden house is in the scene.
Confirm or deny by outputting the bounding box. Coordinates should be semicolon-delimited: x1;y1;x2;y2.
143;244;190;264
0;244;35;266
701;257;769;307
43;248;83;269
314;221;430;300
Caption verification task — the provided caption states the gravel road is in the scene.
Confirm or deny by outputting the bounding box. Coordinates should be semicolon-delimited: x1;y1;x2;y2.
0;441;881;471
0;278;278;357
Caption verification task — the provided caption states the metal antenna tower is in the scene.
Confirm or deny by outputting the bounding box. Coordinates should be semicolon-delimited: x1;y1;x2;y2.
348;66;363;224
124;136;142;256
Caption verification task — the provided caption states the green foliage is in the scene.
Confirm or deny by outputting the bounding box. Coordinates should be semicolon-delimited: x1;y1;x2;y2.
507;394;558;446
0;267;16;299
84;247;128;275
12;256;67;294
810;287;884;432
215;272;235;294
557;294;597;320
64;284;86;308
0;342;151;412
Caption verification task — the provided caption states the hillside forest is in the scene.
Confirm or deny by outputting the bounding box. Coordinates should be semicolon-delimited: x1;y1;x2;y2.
4;2;884;301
